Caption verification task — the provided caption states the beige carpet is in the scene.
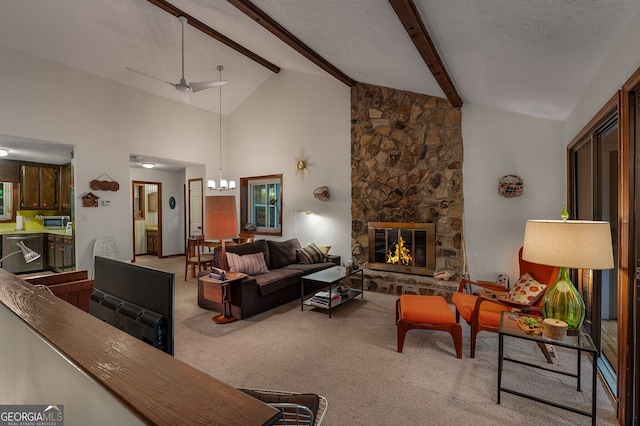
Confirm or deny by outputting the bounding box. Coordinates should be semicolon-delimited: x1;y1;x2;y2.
137;256;617;426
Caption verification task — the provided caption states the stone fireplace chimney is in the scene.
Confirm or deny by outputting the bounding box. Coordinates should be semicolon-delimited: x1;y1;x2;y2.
350;83;464;286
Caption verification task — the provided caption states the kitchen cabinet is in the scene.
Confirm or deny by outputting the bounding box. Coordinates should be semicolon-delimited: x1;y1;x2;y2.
0;159;20;182
21;163;58;209
59;163;72;210
47;234;74;272
147;230;158;255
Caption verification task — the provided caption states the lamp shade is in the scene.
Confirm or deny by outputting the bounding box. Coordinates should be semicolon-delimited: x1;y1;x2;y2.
204;195;238;240
522;220;614;270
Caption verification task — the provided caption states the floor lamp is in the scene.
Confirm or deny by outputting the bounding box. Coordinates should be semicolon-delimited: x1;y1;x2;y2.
0;241;41;267
205;195;238;324
204;195;238;271
522;219;614;330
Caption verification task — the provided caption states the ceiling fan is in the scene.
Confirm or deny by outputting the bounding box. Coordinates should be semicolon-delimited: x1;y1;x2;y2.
126;16;228;99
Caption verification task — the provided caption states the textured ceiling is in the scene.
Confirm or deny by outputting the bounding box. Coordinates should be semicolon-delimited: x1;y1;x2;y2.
1;0;639;165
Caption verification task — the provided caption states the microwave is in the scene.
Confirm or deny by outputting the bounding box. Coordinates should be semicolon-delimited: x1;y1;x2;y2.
43;215;71;229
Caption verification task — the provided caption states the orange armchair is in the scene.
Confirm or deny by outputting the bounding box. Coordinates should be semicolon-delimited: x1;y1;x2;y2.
452;247;560;360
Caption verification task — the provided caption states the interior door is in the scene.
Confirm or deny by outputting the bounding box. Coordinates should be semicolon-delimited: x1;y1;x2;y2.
188;178;203;237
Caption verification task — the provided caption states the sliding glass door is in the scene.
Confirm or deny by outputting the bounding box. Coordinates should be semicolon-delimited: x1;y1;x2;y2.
569;111;619;392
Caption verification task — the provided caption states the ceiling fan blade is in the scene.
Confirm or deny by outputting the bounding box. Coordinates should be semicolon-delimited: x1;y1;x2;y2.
126;67;176;88
189;80;229;93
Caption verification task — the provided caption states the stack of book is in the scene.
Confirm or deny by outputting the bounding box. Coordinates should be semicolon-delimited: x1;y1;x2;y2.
309;291;341;308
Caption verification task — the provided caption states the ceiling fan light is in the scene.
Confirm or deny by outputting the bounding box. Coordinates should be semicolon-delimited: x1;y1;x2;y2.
141;162;155;169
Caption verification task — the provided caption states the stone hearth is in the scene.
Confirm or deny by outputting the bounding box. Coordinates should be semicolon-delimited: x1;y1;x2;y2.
343;269;458;303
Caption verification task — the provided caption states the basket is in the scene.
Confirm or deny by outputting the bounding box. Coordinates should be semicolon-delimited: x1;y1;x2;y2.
498;175;524;198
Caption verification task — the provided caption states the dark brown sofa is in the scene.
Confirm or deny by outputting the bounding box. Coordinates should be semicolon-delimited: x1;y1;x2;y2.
197;238;340;319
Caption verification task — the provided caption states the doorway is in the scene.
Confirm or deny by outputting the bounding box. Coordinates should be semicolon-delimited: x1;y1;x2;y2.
132;180;162;262
188;178;204;237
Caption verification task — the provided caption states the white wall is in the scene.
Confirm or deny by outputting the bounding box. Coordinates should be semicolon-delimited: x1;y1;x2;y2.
462;103;565;281
564;8;640;141
0;45;218;271
228;70;352;262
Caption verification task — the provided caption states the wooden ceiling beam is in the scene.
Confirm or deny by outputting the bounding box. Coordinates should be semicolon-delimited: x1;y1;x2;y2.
227;0;356;87
389;0;463;107
146;0;280;74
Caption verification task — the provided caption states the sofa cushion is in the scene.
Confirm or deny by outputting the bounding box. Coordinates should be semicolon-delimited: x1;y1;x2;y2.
226;252;269;276
267;239;301;269
296;243;326;264
215;239;271;269
253;268;303;296
283;262;336;274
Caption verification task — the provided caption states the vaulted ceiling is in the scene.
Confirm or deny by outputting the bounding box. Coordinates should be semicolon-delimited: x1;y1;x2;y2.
1;0;639;123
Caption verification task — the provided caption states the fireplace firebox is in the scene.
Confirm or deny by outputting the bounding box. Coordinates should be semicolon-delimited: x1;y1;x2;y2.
367;222;436;276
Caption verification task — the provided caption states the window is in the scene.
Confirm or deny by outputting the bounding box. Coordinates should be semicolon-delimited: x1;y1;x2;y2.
0;182;13;221
240;174;282;236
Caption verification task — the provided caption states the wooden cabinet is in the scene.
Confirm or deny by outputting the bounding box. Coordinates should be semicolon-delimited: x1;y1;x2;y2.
148;192;158;212
59;163;72;210
147;230;158;255
20;163;58;209
47;234;75;272
0;159;20;182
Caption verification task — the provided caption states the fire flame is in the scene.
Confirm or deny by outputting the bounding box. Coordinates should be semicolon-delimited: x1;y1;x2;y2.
387;236;413;265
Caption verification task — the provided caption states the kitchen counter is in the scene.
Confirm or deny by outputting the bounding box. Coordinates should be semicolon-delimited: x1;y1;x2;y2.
0;229;73;237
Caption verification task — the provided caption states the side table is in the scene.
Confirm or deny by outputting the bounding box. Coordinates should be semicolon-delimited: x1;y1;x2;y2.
498;311;598;425
200;272;247;324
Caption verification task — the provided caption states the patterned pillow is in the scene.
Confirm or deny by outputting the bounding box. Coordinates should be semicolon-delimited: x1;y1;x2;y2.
226;252;269;276
296;243;326;264
505;273;546;305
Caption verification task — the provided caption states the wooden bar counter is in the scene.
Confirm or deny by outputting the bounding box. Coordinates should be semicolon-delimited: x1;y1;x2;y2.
0;269;279;425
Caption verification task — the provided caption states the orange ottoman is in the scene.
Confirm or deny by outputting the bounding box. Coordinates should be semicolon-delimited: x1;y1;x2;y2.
396;295;462;359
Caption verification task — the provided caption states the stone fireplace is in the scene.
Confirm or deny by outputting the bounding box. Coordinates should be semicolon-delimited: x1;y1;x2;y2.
368;222;435;276
350;83;463;298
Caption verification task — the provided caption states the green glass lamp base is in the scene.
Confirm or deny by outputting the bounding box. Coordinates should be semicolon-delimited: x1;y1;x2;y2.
542;267;585;330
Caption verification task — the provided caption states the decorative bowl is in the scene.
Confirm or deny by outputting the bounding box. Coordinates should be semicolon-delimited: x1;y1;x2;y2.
336;286;350;295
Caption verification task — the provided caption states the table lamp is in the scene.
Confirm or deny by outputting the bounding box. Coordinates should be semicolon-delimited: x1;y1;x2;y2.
522;219;614;330
0;241;41;266
204;195;238;271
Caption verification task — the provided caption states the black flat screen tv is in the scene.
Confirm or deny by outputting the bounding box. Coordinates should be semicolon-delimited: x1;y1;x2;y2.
91;256;174;355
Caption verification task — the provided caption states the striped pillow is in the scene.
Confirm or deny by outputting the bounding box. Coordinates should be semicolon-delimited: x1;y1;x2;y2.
296;243;326;264
226;252;269;276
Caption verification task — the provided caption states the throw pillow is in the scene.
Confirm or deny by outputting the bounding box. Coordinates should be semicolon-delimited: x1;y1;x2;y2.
296;243;326;264
226;252;269;276
315;244;331;256
505;273;546;305
267;239;301;269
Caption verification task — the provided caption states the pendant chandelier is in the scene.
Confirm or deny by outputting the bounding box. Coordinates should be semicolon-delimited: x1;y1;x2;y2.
208;65;235;191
